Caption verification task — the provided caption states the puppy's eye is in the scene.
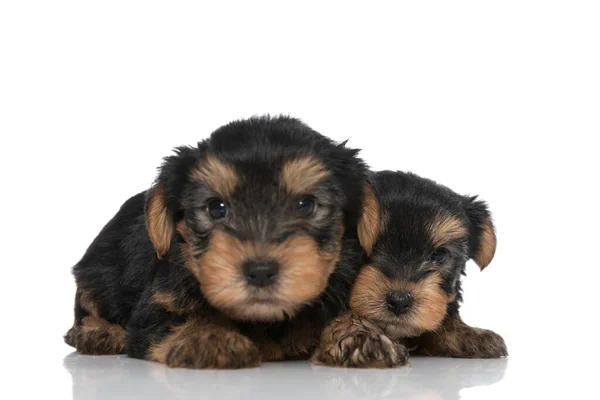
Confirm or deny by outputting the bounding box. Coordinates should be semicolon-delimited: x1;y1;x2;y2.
430;248;449;263
297;196;316;217
207;198;228;219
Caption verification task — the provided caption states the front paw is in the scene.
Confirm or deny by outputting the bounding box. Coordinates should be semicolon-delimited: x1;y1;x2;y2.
312;314;408;368
420;326;508;359
157;328;260;369
459;328;508;358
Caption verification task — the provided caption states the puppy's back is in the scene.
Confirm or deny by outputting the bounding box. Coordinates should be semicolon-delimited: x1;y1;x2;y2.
71;191;157;325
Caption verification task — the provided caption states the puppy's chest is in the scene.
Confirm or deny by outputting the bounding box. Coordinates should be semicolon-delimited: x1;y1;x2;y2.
239;323;286;361
239;321;286;341
238;320;321;361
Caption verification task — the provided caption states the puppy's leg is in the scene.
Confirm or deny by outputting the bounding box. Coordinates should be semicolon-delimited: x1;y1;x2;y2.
415;314;507;358
274;314;325;361
127;295;260;369
71;317;127;355
249;314;325;362
311;312;408;368
64;290;85;348
64;289;126;355
149;318;260;369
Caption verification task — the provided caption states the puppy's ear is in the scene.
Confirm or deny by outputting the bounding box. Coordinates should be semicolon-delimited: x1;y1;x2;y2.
357;183;381;256
463;196;497;270
143;145;198;257
145;185;174;258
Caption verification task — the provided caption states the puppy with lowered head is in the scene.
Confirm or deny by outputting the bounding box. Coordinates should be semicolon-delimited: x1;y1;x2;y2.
314;170;507;367
354;170;507;358
64;115;372;369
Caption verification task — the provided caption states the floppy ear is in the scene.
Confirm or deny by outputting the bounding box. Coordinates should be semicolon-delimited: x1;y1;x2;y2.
463;196;497;270
145;185;175;258
357;183;381;256
144;145;199;258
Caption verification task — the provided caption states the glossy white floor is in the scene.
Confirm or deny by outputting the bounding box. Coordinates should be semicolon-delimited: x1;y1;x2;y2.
7;327;594;400
19;347;593;400
62;355;507;400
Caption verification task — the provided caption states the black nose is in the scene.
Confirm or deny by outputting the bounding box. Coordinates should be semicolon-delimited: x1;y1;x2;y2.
385;291;413;315
243;260;279;287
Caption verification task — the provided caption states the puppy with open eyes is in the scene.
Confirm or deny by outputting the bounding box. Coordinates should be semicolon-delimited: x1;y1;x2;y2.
313;170;507;367
64;115;390;369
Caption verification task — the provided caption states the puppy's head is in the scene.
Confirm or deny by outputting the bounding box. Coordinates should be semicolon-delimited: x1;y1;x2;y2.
145;115;367;321
351;171;497;339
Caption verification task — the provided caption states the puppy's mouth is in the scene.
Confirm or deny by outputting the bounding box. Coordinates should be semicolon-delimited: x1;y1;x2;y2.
350;266;452;340
362;294;449;339
372;315;428;340
244;292;285;307
183;228;340;322
247;298;277;304
199;272;323;322
226;292;302;322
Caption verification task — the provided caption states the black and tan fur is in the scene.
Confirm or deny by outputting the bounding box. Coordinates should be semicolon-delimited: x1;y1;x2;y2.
315;170;507;367
64;115;374;369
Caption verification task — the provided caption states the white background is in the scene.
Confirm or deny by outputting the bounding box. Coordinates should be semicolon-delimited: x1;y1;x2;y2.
1;1;599;399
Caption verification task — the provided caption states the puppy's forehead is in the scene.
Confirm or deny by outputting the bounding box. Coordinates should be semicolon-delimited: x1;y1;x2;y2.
372;206;469;278
207;115;332;163
191;151;332;198
373;171;469;250
428;213;468;247
279;155;331;194
191;154;239;199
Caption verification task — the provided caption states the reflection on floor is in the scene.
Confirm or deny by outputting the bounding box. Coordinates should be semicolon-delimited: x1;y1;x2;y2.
63;352;508;400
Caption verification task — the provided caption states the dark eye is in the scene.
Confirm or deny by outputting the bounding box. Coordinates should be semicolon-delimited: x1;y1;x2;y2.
207;198;228;219
430;248;449;263
297;196;316;217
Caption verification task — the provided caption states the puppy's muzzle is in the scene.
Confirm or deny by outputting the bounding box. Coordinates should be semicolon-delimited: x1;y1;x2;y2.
385;291;413;315
243;259;279;287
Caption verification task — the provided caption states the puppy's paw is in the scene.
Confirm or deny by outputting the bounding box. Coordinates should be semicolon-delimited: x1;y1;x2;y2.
67;317;126;355
325;330;408;368
312;313;408;368
457;327;507;358
419;325;508;359
163;329;260;369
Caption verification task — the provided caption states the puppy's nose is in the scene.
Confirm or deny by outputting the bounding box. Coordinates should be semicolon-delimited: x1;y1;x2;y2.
386;291;413;315
243;260;279;287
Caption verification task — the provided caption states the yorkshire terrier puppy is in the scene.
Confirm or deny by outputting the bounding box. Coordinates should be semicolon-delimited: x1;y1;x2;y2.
64;115;376;369
314;170;507;367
